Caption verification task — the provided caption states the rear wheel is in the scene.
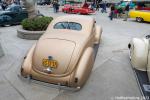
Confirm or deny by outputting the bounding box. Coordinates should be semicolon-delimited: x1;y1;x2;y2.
136;17;143;22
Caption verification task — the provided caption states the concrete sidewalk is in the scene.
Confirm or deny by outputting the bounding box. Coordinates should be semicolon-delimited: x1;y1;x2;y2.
0;6;150;100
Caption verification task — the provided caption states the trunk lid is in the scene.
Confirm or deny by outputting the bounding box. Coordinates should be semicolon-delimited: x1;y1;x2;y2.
32;38;76;75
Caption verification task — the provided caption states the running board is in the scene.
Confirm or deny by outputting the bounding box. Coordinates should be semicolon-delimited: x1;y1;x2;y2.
133;68;150;100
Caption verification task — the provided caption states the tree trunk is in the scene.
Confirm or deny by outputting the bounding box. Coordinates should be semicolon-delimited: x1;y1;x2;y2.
21;0;38;18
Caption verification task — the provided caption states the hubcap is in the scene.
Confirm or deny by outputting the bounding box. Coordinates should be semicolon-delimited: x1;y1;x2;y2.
136;17;142;22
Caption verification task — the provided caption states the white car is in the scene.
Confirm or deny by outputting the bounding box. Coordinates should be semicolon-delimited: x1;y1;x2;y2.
128;35;150;97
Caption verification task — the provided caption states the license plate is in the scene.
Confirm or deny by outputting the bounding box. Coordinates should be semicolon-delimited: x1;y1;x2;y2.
42;59;58;69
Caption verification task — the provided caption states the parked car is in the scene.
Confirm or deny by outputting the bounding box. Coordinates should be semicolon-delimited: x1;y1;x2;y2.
129;10;150;22
37;0;51;5
0;5;28;26
62;4;95;15
128;35;150;98
136;1;150;10
20;15;102;89
136;6;150;10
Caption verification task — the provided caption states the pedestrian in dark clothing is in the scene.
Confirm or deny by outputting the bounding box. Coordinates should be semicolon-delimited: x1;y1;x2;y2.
103;1;107;13
123;4;129;21
109;4;115;20
1;1;7;10
55;2;60;13
91;2;95;10
13;0;20;5
53;1;57;13
118;7;123;18
96;3;99;11
101;1;107;13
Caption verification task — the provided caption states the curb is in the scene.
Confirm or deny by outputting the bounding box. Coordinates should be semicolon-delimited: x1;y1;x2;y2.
0;43;4;57
17;27;45;40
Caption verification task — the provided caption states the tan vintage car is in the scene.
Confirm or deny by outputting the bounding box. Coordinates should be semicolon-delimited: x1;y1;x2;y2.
21;15;102;89
128;35;150;97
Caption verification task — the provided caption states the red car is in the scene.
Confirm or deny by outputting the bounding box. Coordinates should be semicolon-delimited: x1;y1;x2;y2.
62;4;95;15
136;6;150;10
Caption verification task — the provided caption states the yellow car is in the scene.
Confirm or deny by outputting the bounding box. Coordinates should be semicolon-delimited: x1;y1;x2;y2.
129;10;150;22
20;15;102;89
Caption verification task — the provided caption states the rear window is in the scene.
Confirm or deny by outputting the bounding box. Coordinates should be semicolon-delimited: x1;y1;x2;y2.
54;22;82;31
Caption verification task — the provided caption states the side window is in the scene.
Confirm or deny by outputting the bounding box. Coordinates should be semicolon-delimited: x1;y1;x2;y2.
10;13;15;17
10;6;21;12
18;7;22;12
2;15;12;21
9;7;13;11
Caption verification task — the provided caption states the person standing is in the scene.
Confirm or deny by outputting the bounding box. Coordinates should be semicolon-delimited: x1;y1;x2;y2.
103;1;107;13
96;2;99;11
53;1;57;13
123;4;129;21
83;1;89;8
101;1;107;13
1;1;7;10
91;2;95;10
109;4;115;20
55;1;60;13
16;0;20;5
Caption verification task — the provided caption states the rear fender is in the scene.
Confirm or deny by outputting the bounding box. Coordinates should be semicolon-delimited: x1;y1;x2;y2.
21;44;36;77
94;25;102;44
129;38;149;71
73;47;94;88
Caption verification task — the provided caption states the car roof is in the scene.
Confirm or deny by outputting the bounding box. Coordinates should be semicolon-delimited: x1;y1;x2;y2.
42;15;95;45
54;15;94;25
48;15;95;35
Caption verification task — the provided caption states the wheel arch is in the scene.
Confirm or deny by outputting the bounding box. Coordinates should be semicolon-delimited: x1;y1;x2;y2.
136;17;144;22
